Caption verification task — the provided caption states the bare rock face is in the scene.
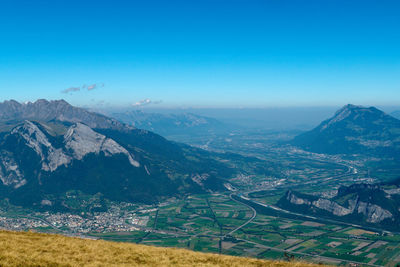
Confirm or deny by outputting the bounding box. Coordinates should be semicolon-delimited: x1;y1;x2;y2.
0;120;140;189
287;191;311;205
11;121;71;172
312;198;353;216
12;120;52;155
356;201;392;223
384;188;400;195
46;149;72;172
64;123;139;167
288;191;356;217
0;99;129;130
0;152;26;189
286;191;393;224
321;104;356;131
191;173;210;187
64;123;105;160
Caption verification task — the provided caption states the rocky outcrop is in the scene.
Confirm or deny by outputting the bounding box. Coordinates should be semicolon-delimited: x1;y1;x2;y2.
0;153;26;188
312;198;353;216
355;201;392;223
11;121;71;172
0;99;128;130
286;191;311;205
384;188;400;195
285;191;393;224
0;121;140;186
191;173;210;187
64;123;139;167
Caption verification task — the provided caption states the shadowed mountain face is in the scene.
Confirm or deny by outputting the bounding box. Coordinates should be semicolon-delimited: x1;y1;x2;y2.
291;104;400;156
0;100;242;210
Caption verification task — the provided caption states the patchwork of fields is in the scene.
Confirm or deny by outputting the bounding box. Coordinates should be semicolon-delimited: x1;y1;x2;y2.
90;193;400;266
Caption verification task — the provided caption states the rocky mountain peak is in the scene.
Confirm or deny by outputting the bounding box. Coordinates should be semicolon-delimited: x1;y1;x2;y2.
6;120;139;175
64;123;140;167
11;120;71;172
324;104;381;130
32;99;50;105
11;120;52;153
3;99;21;107
0;99;129;130
0;100;233;208
292;104;400;155
337;104;362;112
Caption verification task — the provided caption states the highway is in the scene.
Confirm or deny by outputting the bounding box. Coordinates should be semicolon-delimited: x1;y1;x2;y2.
224;193;257;238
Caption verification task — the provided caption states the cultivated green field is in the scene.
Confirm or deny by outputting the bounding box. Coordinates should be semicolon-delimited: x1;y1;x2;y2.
89;193;400;266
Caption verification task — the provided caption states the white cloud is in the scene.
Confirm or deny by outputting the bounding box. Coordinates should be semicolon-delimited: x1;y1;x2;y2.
61;87;81;94
132;99;162;107
61;83;104;94
87;83;104;91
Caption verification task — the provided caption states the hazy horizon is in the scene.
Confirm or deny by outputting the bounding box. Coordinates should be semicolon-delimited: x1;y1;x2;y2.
1;98;399;130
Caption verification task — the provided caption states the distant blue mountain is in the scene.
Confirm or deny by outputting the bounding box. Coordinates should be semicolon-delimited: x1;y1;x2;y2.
391;110;400;120
111;110;230;137
292;104;400;156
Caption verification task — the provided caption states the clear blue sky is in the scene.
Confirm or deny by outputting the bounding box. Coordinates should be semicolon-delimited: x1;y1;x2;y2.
0;0;399;108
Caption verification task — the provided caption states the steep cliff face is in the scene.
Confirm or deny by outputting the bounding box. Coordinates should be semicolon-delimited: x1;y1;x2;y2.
0;152;25;188
311;198;354;217
279;183;400;230
11;121;71;172
7;121;140;175
64;123;139;167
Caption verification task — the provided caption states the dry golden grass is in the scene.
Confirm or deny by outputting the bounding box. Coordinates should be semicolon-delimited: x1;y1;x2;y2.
0;230;326;267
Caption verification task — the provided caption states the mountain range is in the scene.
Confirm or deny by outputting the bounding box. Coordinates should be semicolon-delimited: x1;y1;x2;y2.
0;99;271;211
111;110;230;138
286;104;400;230
292;104;400;157
0;99;126;131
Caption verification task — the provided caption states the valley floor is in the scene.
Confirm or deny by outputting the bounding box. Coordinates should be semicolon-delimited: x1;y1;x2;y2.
1;143;399;266
2;191;400;265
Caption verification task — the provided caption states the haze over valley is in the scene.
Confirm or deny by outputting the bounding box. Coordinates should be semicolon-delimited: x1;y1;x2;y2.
0;99;399;265
1;0;400;266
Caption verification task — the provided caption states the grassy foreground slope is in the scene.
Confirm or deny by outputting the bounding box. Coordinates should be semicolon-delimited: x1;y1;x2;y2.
0;231;324;267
